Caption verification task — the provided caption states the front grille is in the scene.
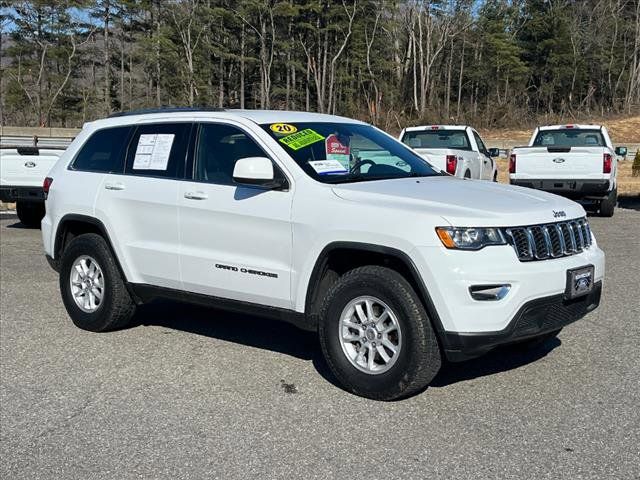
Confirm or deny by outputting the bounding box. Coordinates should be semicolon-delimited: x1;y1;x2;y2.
504;217;593;261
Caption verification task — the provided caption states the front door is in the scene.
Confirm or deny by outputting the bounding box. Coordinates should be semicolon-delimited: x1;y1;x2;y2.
177;122;293;309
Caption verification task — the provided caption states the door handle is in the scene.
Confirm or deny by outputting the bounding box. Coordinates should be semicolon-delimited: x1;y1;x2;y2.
104;182;125;191
184;191;208;200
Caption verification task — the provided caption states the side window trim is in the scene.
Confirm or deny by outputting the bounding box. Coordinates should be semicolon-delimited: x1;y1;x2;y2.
190;121;290;190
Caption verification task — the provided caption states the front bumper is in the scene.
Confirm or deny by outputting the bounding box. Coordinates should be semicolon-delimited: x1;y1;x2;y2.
509;178;610;199
442;282;601;361
411;240;605;358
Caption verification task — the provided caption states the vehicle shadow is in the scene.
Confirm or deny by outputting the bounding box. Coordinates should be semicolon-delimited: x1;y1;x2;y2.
5;220;39;229
618;194;640;211
430;338;561;387
133;299;560;393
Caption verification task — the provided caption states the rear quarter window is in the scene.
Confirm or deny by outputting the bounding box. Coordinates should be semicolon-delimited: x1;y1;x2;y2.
71;126;133;173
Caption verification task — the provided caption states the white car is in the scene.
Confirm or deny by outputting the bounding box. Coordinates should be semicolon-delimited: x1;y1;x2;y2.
0;141;66;226
42;108;604;400
399;125;498;181
509;124;626;217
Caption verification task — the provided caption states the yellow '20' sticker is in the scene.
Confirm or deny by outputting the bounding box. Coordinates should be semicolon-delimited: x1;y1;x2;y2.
270;123;298;135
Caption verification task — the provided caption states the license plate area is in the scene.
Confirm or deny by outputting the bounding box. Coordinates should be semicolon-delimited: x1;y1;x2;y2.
565;265;594;299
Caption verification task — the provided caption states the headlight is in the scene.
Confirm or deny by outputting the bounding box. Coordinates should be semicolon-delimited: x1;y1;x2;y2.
436;227;506;250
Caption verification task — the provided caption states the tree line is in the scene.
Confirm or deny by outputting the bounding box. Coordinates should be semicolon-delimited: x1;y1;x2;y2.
1;0;639;130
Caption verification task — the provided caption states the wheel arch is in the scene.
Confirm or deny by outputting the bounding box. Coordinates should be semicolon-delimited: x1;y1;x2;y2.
53;214;131;286
304;241;445;336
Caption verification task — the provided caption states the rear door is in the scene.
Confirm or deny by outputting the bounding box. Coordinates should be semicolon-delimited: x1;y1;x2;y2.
177;122;293;308
94;122;192;289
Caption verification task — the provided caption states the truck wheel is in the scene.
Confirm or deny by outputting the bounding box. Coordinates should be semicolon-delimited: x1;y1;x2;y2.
318;266;441;400
59;233;136;332
464;170;471;179
16;201;45;228
599;188;617;217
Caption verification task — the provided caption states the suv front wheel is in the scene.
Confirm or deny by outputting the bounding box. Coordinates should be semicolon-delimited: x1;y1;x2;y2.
318;266;441;400
59;233;136;332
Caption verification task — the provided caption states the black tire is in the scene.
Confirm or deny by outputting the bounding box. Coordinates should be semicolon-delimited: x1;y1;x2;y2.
493;171;498;182
318;266;441;401
599;188;617;217
16;201;45;228
505;328;562;351
59;233;136;332
464;170;471;179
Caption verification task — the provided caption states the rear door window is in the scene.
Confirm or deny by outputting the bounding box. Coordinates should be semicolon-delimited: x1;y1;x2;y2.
125;123;192;179
71;126;133;173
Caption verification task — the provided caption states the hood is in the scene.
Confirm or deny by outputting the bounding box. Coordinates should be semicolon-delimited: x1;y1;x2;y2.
331;176;585;227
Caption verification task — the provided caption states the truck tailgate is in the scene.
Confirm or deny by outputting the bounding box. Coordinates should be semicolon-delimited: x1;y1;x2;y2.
413;148;451;172
513;146;606;179
0;148;63;187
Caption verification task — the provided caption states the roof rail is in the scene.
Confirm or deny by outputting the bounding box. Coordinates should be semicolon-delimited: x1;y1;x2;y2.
108;106;226;118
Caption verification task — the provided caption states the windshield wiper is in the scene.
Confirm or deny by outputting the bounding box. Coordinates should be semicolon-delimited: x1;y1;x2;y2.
322;172;436;184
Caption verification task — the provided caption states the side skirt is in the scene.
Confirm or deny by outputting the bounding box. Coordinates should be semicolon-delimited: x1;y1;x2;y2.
128;283;315;332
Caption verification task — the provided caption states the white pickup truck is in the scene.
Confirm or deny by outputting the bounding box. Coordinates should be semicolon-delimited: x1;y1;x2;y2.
509;125;627;217
399;125;498;181
0;139;67;226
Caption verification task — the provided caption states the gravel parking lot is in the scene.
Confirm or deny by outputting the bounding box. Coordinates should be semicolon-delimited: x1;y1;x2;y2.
1;200;639;480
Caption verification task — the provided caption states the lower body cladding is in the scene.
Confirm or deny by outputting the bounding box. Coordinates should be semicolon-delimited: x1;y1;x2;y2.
412;243;605;361
509;178;610;200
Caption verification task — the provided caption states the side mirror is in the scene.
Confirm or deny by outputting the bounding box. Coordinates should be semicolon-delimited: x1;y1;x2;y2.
615;146;627;157
233;157;280;188
488;147;501;158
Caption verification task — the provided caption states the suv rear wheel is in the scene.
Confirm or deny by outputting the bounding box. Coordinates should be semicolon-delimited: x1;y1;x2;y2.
318;266;441;400
59;233;136;332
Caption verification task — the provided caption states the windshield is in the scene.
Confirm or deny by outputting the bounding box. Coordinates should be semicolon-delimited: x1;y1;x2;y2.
401;129;471;150
261;122;440;184
533;129;605;147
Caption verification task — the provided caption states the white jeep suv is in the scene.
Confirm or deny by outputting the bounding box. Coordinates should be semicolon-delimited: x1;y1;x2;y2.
42;108;605;400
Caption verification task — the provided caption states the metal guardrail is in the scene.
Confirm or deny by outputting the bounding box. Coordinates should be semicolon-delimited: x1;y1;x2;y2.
0;136;72;150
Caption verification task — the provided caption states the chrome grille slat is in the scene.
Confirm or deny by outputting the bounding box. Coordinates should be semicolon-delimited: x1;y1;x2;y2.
503;218;592;262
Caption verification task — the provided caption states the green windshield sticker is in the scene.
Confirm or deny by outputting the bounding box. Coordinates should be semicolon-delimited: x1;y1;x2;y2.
279;129;325;150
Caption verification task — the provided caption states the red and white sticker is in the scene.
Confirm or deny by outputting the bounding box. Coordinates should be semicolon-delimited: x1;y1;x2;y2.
325;134;350;170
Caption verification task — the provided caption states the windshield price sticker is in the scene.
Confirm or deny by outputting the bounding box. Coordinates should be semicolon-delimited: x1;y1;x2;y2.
279;129;325;151
325;133;351;171
308;159;348;175
270;123;298;135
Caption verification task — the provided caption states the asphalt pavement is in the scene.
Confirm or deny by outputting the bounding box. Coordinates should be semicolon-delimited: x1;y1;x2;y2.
1;199;639;479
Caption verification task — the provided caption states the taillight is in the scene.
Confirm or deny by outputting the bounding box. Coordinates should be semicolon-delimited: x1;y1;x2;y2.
509;154;516;173
446;155;457;175
43;177;53;198
603;153;612;173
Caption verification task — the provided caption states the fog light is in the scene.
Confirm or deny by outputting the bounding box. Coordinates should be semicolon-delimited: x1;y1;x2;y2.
469;284;511;301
